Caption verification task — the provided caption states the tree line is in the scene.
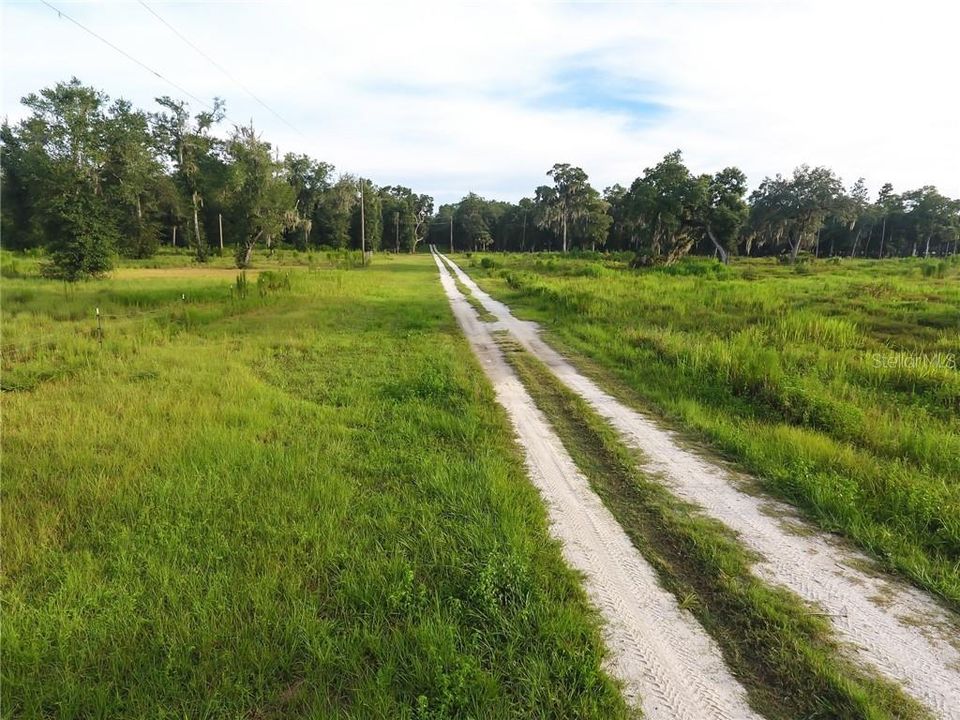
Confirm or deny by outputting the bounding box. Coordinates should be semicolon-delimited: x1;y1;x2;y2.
430;153;960;264
3;79;958;277
1;79;433;278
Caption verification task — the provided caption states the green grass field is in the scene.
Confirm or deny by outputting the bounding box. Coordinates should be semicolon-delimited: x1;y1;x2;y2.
1;251;629;719
461;253;960;607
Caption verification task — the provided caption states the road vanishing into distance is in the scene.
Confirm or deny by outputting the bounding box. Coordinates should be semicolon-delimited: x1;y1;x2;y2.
431;246;960;720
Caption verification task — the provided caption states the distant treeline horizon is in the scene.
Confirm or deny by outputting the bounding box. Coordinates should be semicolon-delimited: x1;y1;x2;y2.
2;79;958;278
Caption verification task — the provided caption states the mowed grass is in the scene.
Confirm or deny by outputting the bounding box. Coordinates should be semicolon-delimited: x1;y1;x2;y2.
1;252;629;719
462;253;960;607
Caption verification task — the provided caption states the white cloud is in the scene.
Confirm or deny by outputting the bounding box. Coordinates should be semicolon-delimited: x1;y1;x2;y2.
2;0;958;204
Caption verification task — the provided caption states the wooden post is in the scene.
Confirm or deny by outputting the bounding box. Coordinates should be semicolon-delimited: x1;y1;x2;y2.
172;225;177;247
96;307;103;346
219;213;224;251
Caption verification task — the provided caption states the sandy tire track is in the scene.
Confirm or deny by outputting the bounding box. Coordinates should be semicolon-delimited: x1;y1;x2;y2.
439;251;960;719
430;248;760;720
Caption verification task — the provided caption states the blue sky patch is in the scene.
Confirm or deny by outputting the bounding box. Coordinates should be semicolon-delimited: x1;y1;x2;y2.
532;64;667;123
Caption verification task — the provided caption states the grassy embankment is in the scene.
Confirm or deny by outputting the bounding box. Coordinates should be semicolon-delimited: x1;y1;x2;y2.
462;253;960;608
1;250;629;719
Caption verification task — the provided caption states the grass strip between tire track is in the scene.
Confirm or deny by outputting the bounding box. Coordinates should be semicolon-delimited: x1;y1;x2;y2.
453;275;497;322
500;337;925;720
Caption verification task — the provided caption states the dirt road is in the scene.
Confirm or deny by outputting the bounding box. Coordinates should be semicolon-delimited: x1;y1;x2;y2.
431;248;760;719
438;250;960;719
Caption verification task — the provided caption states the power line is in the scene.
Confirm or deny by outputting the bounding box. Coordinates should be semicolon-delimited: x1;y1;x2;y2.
137;0;306;139
37;0;226;118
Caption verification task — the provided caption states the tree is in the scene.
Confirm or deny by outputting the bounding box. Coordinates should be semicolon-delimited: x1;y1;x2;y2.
621;151;708;264
872;183;902;258
314;175;358;249
749;165;843;262
517;197;538;251
902;186;956;257
223;124;296;268
1;120;41;249
578;191;612;252
380;189;412;253
540;163;592;252
6;79;118;278
533;185;561;250
151;96;225;262
409;192;434;253
42;187;118;280
457;193;493;251
102;99;166;258
844;178;873;257
380;186;433;253
702;167;748;264
603;184;631;251
283;153;333;249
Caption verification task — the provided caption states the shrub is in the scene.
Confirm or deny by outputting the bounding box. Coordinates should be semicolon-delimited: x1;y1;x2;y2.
234;271;249;298
920;261;947;279
1;257;24;279
256;270;291;296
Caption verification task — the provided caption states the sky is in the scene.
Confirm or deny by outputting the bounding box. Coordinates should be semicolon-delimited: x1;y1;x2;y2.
2;0;958;205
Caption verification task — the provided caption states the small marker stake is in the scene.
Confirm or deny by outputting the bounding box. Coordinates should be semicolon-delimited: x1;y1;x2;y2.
96;307;103;345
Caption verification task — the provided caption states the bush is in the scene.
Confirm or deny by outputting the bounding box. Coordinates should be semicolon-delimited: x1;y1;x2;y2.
234;271;249;298
1;257;24;279
41;189;117;281
256;270;291;296
325;249;365;269
920;261;947;278
629;253;655;268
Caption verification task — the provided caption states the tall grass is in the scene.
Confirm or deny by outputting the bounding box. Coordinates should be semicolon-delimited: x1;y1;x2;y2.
466;253;960;607
2;253;628;718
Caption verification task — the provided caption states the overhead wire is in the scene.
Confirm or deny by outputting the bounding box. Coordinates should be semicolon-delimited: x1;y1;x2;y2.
136;0;306;138
37;0;230;120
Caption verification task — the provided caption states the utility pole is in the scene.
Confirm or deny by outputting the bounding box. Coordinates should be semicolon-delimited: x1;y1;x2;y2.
449;215;454;254
879;215;887;259
359;178;366;265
